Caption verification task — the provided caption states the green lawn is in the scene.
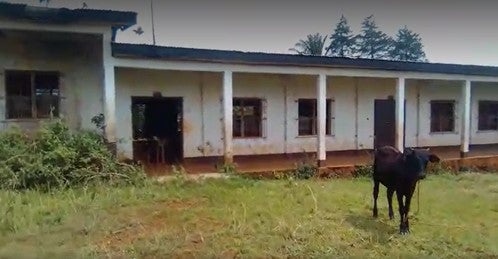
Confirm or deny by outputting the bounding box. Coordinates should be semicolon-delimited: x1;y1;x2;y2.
0;173;497;258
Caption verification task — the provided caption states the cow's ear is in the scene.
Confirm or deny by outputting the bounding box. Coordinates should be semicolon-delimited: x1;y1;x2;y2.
429;154;440;163
403;147;413;155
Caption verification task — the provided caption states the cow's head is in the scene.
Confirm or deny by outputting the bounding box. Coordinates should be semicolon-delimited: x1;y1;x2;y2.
403;148;441;180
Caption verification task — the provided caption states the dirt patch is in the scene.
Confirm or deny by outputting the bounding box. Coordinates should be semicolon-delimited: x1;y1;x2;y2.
96;198;222;253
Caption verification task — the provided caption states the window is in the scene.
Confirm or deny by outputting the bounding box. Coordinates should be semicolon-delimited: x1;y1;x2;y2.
5;71;60;119
298;99;332;136
430;100;455;133
478;101;498;131
233;98;263;138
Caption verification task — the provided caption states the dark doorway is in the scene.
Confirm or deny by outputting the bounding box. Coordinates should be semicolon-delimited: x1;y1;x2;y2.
374;98;406;149
131;97;183;164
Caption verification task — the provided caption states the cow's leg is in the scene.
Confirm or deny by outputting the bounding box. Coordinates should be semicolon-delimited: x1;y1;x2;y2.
387;188;395;220
396;191;408;235
373;180;380;218
403;191;414;234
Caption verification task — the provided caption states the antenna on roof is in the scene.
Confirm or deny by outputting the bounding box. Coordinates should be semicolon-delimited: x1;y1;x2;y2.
151;0;156;45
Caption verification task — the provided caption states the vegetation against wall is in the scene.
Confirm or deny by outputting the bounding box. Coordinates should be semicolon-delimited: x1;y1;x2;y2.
0;119;145;190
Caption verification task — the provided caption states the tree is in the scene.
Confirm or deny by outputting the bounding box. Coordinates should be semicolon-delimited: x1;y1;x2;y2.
326;15;356;57
289;33;327;56
389;26;427;62
355;15;391;59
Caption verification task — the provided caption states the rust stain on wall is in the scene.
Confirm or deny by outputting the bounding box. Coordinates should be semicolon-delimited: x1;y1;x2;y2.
183;120;194;135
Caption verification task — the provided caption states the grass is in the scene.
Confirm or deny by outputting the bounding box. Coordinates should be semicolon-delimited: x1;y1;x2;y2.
0;173;497;258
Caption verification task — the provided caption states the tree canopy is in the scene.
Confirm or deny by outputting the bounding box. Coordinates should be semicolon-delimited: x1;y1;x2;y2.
389;26;427;62
326;15;356;57
291;15;428;62
289;33;327;56
355;15;391;60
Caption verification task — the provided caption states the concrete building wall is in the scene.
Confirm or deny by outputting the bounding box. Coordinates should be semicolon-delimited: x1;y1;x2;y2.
417;80;464;147
471;82;498;145
115;69;498;160
0;32;104;131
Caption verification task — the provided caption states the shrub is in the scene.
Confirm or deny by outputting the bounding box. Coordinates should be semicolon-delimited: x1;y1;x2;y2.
427;162;455;175
0;120;145;190
294;152;318;179
294;161;317;179
353;165;373;178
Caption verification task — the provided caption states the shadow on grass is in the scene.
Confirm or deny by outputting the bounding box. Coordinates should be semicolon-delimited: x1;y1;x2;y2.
345;213;396;244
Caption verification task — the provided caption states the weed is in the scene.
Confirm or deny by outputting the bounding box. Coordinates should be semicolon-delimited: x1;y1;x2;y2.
294;152;317;179
295;162;317;179
218;162;238;175
171;165;188;182
353;164;373;178
427;162;454;175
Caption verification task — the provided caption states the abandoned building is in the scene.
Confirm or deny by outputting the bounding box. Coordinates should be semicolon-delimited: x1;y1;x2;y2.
1;3;497;173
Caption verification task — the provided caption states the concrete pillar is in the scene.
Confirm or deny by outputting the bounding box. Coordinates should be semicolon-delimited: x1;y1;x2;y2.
102;31;116;144
222;71;233;164
460;80;471;158
317;74;327;167
395;77;405;152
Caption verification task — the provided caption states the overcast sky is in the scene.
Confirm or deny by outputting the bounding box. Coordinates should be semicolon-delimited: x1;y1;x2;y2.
9;0;498;66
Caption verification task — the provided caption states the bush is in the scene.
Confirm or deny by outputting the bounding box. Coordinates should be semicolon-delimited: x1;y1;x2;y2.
353;165;373;178
0;120;145;190
294;161;317;179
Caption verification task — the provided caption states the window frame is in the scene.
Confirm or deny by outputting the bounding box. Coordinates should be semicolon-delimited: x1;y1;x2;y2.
297;98;333;137
232;97;264;138
478;100;498;131
429;100;456;134
5;70;61;120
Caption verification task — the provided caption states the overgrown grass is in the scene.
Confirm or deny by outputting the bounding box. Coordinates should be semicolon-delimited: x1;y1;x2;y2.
0;174;497;258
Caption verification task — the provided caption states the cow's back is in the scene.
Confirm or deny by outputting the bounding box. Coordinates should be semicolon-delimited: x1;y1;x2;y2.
373;146;402;186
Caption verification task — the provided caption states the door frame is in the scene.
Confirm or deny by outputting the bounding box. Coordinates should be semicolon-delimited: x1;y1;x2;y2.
130;96;184;163
373;98;406;149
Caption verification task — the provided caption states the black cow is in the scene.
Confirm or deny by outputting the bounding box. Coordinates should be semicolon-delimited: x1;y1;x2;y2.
372;146;440;235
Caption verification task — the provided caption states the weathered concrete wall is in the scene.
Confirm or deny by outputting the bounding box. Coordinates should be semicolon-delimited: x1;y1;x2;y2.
116;69;205;159
0;32;103;131
416;80;462;147
115;69;498;160
471;82;498;145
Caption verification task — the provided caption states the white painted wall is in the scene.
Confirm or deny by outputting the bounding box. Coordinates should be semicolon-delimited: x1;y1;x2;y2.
115;69;209;159
416;80;462;147
115;69;498;160
471;82;498;145
0;31;104;131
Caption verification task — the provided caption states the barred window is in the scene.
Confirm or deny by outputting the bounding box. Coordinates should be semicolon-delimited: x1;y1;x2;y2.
298;99;332;136
233;98;262;138
430;100;455;133
478;101;498;131
6;71;60;119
